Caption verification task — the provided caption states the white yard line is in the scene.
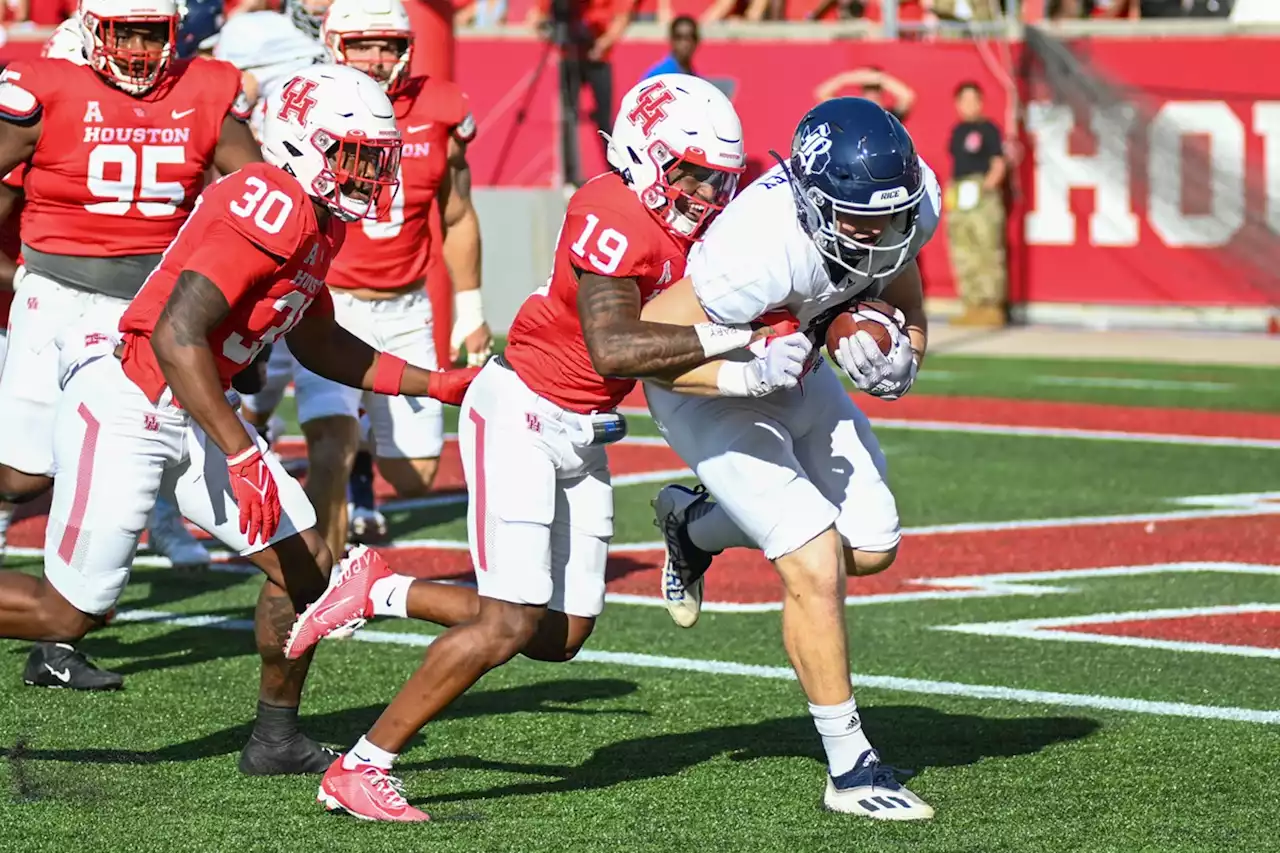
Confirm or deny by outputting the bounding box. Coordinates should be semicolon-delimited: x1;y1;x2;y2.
1033;376;1233;392
278;414;1280;451
111;607;1280;725
936;603;1280;660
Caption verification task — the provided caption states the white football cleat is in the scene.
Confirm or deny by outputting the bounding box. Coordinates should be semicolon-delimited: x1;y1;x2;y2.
348;503;388;544
652;484;716;629
147;498;210;571
823;750;935;821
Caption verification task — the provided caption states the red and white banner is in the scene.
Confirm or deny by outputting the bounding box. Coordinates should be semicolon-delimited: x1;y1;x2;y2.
4;31;1279;310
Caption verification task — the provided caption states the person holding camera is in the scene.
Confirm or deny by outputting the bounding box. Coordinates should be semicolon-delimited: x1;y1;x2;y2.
528;0;638;184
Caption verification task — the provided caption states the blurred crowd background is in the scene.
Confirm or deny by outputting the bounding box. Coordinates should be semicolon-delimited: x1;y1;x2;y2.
3;0;1277;334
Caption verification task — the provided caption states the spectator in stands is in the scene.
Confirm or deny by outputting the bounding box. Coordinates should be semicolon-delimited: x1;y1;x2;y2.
456;0;507;26
702;0;779;23
641;15;698;81
814;66;915;122
945;81;1007;329
15;0;76;24
805;0;868;19
528;0;638;182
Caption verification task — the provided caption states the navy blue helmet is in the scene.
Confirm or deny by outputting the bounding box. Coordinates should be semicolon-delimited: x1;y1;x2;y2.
784;97;924;279
176;0;226;59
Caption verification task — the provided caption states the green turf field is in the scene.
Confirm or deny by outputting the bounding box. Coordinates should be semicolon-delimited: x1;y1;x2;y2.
2;353;1279;853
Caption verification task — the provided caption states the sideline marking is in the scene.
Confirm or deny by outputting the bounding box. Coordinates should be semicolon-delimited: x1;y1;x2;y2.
937;603;1280;659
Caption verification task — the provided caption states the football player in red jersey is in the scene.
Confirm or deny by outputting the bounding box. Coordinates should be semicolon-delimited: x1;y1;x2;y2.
263;0;488;561
0;64;478;776
0;0;265;684
283;75;812;822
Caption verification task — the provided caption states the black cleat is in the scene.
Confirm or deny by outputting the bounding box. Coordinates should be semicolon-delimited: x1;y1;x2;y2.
23;642;124;691
238;732;339;776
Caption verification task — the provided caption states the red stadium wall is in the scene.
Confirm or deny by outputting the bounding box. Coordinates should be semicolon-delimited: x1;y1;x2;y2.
455;35;1280;311
4;31;1278;313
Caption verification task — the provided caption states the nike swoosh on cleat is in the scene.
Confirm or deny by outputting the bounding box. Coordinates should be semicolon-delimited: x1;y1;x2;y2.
315;596;358;625
44;663;71;683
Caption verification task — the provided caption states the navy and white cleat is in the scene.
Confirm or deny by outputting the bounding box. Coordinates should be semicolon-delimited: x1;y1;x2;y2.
652;484;717;629
823;750;934;820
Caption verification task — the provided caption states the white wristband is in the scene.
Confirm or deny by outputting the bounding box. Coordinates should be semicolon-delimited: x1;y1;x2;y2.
450;289;485;345
715;360;769;398
695;322;754;358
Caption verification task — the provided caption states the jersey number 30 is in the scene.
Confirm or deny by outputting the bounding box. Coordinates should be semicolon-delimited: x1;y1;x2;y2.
221;176;305;364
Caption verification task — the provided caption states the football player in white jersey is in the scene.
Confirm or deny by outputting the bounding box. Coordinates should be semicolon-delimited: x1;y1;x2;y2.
640;98;941;820
213;0;331;137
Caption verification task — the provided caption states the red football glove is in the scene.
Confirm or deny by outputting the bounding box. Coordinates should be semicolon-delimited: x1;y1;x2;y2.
226;446;281;546
426;366;483;407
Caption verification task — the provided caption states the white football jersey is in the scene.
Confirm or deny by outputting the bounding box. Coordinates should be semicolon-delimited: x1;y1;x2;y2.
213;11;329;136
688;160;941;331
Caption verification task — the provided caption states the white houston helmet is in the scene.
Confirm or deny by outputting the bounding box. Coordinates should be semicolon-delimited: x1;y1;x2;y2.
261;64;402;223
322;0;413;95
78;0;179;94
605;74;746;240
43;16;89;65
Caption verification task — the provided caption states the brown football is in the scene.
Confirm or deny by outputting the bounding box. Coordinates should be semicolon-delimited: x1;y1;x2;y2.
824;300;901;358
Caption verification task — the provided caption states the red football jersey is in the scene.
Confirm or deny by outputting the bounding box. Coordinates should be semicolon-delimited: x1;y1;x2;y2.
120;163;344;405
0;56;248;258
326;76;475;291
505;173;689;413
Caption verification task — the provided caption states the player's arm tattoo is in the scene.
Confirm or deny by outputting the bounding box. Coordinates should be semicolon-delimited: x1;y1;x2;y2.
286;305;381;391
153;271;256;458
577;272;711;378
440;135;481;294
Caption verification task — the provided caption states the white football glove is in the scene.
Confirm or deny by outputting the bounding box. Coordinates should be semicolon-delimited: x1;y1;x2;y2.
836;330;918;401
744;331;813;397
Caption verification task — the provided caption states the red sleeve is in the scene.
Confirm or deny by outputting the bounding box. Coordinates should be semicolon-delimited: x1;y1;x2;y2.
207;56;254;122
0;61;49;125
561;200;654;280
183;219;286;308
452;90;476;144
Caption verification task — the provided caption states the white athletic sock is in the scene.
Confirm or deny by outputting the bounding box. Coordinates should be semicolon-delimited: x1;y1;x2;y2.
687;502;754;553
343;735;398;770
809;696;875;778
0;502;11;547
370;574;414;618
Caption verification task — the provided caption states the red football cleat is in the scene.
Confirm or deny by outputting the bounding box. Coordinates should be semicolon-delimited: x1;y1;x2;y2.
283;545;392;659
318;759;429;822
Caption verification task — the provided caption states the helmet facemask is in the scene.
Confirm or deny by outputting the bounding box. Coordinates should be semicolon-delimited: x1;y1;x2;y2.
797;182;921;279
638;140;741;240
82;14;176;94
287;0;331;39
308;131;402;222
331;33;413;95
